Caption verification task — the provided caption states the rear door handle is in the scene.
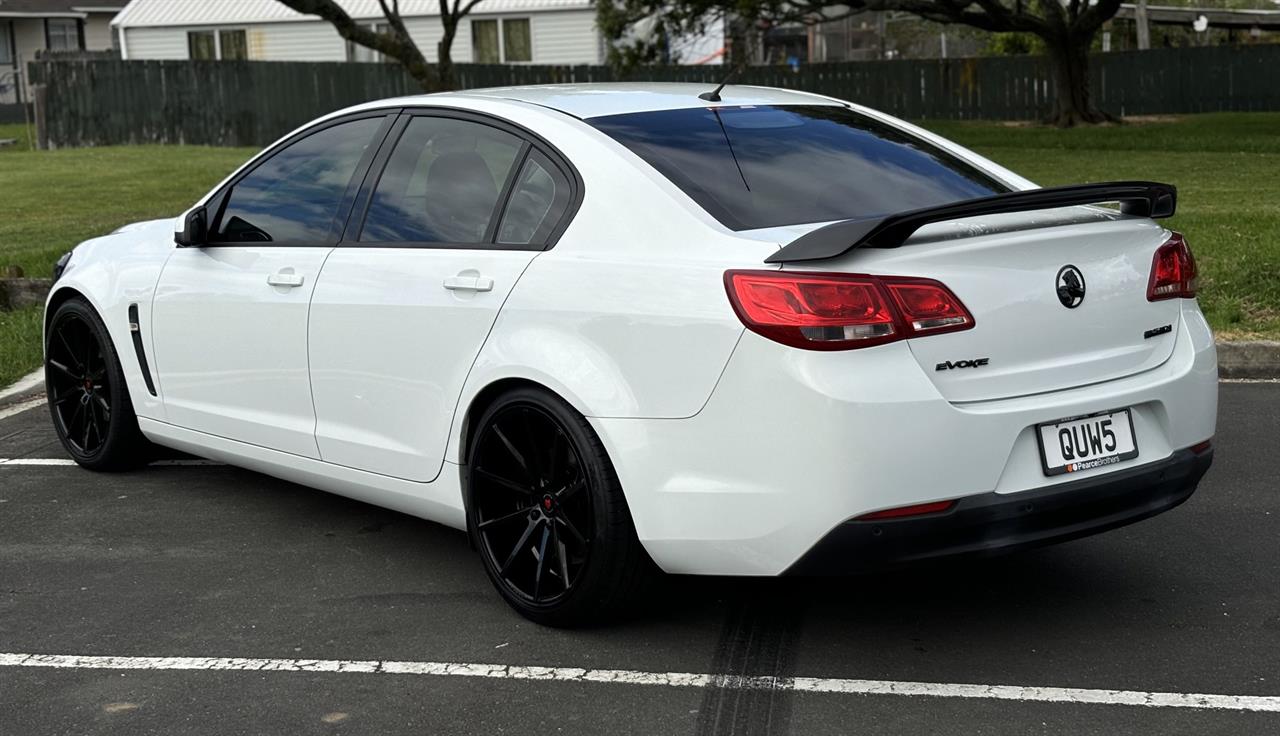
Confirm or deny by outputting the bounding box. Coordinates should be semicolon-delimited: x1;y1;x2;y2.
267;272;305;288
443;275;494;292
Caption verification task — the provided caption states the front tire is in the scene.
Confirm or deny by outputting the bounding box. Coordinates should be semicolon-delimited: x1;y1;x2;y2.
466;387;653;626
45;297;151;470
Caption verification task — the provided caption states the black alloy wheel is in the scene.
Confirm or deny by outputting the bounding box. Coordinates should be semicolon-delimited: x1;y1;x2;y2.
45;297;149;470
466;387;653;626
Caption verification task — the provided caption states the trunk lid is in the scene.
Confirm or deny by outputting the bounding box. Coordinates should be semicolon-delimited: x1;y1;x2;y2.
773;209;1182;402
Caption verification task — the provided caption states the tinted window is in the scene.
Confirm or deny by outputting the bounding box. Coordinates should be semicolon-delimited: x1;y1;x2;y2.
497;150;571;246
590;105;1008;231
361;116;523;244
215;118;381;243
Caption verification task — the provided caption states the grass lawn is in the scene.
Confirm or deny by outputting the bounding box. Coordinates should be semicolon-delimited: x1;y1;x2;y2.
0;113;1277;387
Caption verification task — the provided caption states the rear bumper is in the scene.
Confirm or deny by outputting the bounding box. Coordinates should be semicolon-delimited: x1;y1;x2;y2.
785;446;1213;575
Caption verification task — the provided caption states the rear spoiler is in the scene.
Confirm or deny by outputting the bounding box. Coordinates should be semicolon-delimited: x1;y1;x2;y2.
765;181;1177;264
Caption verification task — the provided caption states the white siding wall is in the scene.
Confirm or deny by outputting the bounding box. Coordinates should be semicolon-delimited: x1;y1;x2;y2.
122;26;188;59
11;18;43;98
83;15;117;51
119;10;601;65
251;22;346;61
526;10;600;64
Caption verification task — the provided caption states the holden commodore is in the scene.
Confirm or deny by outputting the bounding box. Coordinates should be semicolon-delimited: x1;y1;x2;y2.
44;83;1216;625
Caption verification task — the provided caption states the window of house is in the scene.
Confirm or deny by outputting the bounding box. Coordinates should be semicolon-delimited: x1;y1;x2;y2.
502;19;531;62
46;18;82;52
471;18;532;64
188;30;216;60
220;29;248;60
471;20;499;64
346;23;386;63
0;22;14;65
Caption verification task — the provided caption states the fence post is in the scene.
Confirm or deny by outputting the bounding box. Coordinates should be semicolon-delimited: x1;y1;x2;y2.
32;84;48;150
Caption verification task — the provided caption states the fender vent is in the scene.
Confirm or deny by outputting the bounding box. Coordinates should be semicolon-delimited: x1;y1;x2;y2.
128;304;157;396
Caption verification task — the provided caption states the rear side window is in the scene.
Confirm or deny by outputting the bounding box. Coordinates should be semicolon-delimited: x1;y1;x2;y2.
589;105;1008;231
360;116;524;244
214;117;381;243
497;150;572;246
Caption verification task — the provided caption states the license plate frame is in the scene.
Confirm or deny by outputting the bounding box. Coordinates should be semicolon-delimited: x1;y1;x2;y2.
1035;408;1139;477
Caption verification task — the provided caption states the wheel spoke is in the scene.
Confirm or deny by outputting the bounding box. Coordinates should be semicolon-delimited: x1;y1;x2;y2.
478;505;534;531
546;430;562;485
499;517;541;575
52;391;79;407
475;466;532;496
48;359;80;382
491;425;532;480
521;409;545;481
555;478;586;503
556;515;588;549
66;401;85;444
80;402;93;448
94;393;111;418
55;329;81;372
551;518;571;592
532;525;550;600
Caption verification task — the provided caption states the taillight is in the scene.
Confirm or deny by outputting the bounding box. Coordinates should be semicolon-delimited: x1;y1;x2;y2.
1147;232;1197;301
724;270;973;351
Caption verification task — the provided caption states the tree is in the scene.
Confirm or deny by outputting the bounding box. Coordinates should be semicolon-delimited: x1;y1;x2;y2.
596;0;1125;127
276;0;487;91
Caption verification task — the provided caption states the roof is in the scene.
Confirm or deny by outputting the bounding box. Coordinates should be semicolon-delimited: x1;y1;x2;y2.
112;0;591;28
0;0;124;18
450;83;844;119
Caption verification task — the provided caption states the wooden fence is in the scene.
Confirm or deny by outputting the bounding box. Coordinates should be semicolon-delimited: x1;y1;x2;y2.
27;43;1280;148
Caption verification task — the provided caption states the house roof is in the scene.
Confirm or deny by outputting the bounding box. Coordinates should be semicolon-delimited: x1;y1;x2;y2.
112;0;592;28
0;0;125;18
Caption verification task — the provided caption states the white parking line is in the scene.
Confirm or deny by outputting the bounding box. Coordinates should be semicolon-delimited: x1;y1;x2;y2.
0;458;222;467
1;652;1277;713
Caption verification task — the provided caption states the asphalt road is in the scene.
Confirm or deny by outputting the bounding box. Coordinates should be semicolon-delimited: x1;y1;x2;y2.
1;383;1278;735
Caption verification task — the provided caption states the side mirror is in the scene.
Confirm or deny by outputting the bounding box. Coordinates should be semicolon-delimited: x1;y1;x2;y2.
175;207;208;247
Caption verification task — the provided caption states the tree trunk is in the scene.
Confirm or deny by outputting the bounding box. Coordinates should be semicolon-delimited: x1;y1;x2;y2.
437;27;458;91
1042;32;1117;127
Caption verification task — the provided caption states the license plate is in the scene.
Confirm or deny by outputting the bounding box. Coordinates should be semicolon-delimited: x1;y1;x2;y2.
1036;409;1138;476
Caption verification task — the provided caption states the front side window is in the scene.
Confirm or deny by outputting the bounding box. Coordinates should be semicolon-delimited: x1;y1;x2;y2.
471;20;499;63
220;29;248;60
46;19;81;52
188;31;216;60
361;116;523;244
214;117;382;244
590;105;1008;231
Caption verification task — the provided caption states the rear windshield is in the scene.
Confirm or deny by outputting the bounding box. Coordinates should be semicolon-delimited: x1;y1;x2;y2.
589;105;1009;231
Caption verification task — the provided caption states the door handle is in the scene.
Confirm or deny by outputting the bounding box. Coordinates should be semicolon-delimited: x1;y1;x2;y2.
443;275;494;292
267;272;305;288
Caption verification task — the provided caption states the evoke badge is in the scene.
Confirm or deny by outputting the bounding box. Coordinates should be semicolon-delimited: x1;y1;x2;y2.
936;358;990;371
1056;265;1086;309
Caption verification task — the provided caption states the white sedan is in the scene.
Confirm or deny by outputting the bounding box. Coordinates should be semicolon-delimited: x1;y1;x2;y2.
44;83;1217;625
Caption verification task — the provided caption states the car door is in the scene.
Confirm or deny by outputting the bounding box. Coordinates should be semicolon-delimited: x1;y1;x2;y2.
308;110;578;481
151;113;391;458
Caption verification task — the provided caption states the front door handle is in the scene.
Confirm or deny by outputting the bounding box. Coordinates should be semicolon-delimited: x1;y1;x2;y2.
267;271;305;288
443;274;494;292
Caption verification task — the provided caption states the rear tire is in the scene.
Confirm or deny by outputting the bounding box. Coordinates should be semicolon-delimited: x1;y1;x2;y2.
45;297;151;471
466;386;654;627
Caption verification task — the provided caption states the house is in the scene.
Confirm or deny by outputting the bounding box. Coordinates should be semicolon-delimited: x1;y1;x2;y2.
110;0;604;66
0;0;125;109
